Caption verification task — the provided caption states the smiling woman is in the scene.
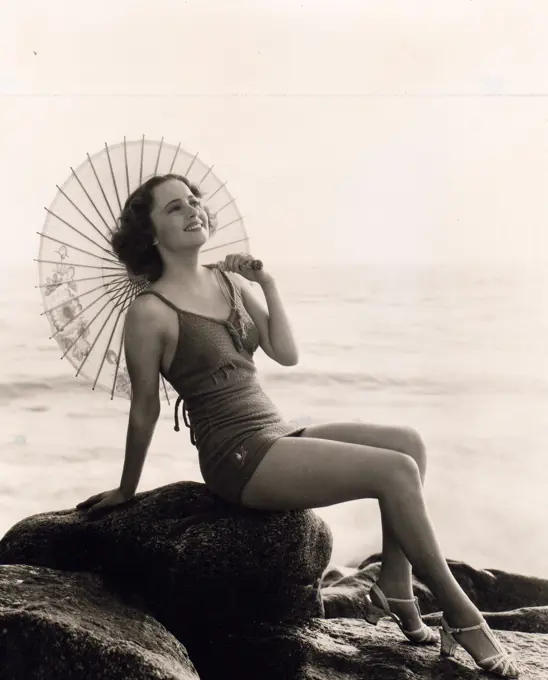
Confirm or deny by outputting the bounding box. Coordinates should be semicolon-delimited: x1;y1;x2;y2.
111;174;218;284
76;171;520;678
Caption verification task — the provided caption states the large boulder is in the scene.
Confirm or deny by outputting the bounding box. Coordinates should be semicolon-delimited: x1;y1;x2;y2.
0;564;198;680
0;481;333;640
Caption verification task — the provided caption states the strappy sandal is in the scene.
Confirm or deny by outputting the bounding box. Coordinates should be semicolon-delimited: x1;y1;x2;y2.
440;616;520;677
364;583;438;645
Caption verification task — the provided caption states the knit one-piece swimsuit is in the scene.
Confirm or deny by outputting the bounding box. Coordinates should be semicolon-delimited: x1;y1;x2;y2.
136;264;305;504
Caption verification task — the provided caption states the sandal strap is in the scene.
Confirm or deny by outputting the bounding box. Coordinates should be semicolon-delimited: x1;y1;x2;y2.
385;595;417;604
445;620;485;634
444;618;517;675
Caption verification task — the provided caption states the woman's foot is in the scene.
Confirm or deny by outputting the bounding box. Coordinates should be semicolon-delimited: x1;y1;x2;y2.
441;615;519;678
366;582;437;645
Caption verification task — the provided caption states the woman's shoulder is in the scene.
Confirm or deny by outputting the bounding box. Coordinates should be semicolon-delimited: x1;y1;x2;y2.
127;290;172;328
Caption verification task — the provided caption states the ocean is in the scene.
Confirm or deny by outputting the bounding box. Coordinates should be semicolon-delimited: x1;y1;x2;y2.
1;261;547;577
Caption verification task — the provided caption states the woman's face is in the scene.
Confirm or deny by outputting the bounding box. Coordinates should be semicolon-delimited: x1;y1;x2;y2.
150;179;209;250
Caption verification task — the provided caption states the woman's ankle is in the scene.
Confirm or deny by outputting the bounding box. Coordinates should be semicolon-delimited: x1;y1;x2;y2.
443;604;485;630
376;571;414;597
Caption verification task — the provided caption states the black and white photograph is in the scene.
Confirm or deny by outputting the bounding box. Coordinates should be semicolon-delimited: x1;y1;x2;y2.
1;1;547;678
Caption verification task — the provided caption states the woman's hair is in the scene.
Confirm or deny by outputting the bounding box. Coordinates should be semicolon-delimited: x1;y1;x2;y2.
110;173;217;283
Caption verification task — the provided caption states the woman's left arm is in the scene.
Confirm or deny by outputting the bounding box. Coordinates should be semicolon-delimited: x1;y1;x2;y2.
239;275;299;366
221;255;299;366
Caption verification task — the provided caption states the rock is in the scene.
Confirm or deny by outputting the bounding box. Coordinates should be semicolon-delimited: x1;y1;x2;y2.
184;617;548;680
0;481;333;640
0;564;198;680
322;553;548;633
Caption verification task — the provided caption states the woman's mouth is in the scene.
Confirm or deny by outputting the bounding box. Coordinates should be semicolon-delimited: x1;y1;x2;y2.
185;221;203;232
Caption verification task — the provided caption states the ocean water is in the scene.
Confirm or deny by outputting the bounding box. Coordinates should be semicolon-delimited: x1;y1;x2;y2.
1;261;547;577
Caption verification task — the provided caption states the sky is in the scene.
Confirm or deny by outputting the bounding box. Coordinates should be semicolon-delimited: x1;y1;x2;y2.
2;0;548;266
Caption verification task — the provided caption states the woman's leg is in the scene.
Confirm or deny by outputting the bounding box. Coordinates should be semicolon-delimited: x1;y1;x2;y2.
299;422;427;632
240;436;511;666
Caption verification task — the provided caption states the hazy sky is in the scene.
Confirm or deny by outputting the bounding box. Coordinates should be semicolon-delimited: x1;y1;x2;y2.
2;0;548;265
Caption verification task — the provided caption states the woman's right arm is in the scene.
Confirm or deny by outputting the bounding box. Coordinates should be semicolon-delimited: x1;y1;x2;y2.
76;296;164;512
118;296;164;497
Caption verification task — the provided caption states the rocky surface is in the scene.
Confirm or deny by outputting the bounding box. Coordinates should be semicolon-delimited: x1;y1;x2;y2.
186;617;548;680
323;552;548;633
1;480;547;679
0;481;332;639
0;563;198;680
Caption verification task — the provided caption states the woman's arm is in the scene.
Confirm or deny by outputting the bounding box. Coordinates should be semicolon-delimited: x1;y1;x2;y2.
118;295;164;496
229;271;299;367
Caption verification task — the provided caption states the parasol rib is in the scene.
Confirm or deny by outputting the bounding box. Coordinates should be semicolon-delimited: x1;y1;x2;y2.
36;258;123;271
213;196;236;214
104;142;123;214
43;277;132;318
87;153;117;226
43;208;115;258
154;137;164;176
204;181;227;204
110;310;131;400
35;271;127;291
55;184;112;248
70;167;113;233
75;287;134;377
139;134;145;185
123;137;131;198
56;282;134;360
214;216;244;233
38;230;120;266
185;152;199;176
92;283;136;390
168;142;182;172
198;164;214;187
49;277;133;340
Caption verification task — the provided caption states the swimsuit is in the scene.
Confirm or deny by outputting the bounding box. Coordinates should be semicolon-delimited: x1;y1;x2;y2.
136;265;305;504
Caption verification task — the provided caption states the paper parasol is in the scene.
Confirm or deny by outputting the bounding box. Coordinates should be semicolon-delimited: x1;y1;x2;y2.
36;136;250;403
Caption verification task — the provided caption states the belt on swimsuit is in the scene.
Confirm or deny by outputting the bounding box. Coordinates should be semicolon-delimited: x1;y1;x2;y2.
173;396;196;446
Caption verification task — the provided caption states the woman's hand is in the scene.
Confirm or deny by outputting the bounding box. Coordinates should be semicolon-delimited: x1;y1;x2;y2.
76;487;134;514
217;253;273;286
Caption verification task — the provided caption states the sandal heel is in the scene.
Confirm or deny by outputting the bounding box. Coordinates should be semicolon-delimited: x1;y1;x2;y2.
366;583;437;646
440;621;458;658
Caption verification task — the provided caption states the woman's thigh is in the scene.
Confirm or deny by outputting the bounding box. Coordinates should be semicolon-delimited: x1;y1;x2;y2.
299;421;425;459
239;435;420;511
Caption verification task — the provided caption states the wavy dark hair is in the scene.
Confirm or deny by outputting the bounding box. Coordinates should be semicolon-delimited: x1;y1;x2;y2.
110;173;218;283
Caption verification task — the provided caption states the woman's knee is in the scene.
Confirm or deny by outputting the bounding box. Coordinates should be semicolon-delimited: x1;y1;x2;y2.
384;451;423;498
398;426;427;475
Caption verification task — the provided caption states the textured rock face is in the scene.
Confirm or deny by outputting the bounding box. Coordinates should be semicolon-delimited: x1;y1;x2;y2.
0;564;198;680
184;618;548;680
322;552;548;633
1;482;547;679
0;481;333;637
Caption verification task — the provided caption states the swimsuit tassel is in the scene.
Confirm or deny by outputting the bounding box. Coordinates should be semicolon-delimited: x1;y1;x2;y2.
173;395;182;432
182;403;196;446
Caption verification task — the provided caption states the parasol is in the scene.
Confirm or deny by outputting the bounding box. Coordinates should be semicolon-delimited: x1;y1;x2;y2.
35;136;251;404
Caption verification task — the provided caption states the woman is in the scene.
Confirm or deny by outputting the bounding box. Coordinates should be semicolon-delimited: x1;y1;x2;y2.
77;174;519;678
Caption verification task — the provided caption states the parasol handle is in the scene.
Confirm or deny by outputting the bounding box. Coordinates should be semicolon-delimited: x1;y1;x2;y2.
216;259;263;271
